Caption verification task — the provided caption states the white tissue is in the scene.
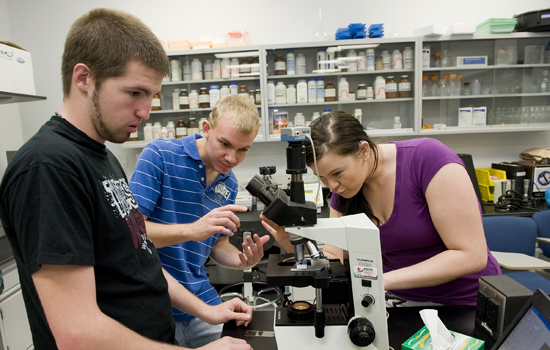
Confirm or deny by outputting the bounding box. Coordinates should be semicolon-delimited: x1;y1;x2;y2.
419;309;456;350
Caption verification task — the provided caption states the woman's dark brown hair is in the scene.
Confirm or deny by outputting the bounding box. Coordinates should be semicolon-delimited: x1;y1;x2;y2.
304;111;381;225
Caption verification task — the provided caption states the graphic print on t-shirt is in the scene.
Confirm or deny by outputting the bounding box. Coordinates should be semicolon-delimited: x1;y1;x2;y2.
213;182;231;205
101;177;151;252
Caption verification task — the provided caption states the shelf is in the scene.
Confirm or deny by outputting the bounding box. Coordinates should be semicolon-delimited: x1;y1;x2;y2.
420;123;550;135
121;133;266;149
150;104;261;115
0;91;46;104
267;69;414;80
163;76;260;86
423;93;550;100
268;98;414;109
166;45;262;57
423;64;550;72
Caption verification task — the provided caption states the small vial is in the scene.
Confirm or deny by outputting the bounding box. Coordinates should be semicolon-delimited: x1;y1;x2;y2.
393;116;402;129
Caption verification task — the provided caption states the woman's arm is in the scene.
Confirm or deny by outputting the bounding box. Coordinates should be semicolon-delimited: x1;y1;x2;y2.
383;162;488;291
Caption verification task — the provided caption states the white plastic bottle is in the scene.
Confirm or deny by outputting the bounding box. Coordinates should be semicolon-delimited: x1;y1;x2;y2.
286;50;296;75
354;108;362;123
152;122;162;139
316;78;325;103
204;59;213;80
220;85;230;99
275;82;287;104
170;57;181;82
294;113;305;127
326;48;336;70
221;57;230;79
308;78;317;103
286;84;297;104
230;58;239;78
311;111;320;121
317;49;326;70
267;81;276;105
297;80;308;103
172;88;181;110
209;85;220;107
366;86;374;100
338;77;349;101
166;121;176;139
347;50;358;72
189;89;199;110
391;49;403;70
160;126;168;139
191;58;202;80
472;79;481;95
422;44;431;68
393;116;402;129
229;82;238;95
366;49;375;71
382;50;391;70
374;76;386;99
183;59;191;81
403;47;414;69
144;123;153;141
296;53;307;75
358;51;367;71
212;59;221;79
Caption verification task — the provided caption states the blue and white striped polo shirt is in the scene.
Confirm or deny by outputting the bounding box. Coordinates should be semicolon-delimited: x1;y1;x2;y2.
129;134;238;322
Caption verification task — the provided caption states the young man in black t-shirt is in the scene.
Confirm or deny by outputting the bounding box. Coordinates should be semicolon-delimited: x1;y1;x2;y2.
0;8;253;350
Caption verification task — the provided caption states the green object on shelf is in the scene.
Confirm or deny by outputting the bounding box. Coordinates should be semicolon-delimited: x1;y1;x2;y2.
476;18;518;33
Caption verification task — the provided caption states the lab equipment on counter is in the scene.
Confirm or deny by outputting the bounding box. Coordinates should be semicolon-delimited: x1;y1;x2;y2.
246;127;388;350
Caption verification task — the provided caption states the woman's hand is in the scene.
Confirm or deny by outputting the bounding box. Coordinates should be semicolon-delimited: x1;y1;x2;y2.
259;213;294;253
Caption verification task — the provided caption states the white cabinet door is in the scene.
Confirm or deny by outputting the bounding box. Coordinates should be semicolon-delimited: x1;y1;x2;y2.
0;287;33;350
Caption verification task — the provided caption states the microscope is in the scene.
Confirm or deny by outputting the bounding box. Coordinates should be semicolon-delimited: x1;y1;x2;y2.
246;127;389;350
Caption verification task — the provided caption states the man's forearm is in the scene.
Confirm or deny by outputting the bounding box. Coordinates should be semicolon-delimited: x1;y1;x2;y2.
145;219;191;248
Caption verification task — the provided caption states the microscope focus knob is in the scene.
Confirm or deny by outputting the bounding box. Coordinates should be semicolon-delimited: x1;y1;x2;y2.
347;316;375;347
361;294;375;308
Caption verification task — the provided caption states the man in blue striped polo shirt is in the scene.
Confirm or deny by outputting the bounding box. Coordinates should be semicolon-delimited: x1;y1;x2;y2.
130;95;268;348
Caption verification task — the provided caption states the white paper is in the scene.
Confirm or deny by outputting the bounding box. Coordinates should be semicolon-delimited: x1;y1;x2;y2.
419;309;456;350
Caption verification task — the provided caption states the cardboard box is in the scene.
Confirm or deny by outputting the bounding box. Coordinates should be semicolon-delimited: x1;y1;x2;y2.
402;326;484;350
0;42;36;95
473;107;487;126
458;107;473;127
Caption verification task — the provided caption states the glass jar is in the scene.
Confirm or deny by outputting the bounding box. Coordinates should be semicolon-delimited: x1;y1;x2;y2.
274;54;286;75
151;93;161;110
324;81;336;102
239;57;251;74
179;89;189;109
356;84;367;100
187;117;199;135
198;87;210;108
176;119;187;139
398;75;411;98
238;85;250;99
386;76;397;99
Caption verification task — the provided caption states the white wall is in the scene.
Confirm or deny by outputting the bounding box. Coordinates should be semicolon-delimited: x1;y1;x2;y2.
4;0;550;182
0;0;24;176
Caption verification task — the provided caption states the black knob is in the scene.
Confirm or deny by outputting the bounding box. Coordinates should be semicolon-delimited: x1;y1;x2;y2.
361;294;375;308
348;316;375;347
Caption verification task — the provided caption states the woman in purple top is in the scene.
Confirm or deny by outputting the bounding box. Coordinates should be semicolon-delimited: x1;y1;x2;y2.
262;111;500;305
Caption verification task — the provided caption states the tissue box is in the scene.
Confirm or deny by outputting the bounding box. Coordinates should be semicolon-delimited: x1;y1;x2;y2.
402;326;484;350
0;42;36;95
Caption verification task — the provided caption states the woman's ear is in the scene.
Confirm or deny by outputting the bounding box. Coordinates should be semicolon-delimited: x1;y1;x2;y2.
359;141;370;159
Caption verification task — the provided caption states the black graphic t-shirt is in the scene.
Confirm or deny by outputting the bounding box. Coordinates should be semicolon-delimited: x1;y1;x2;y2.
0;116;175;349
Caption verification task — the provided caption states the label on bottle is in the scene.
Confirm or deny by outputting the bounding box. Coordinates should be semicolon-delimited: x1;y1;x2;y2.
386;83;397;92
151;99;161;108
399;82;411;91
179;96;189;105
325;88;336;97
422;49;430;68
198;95;210;103
375;86;386;99
274;62;286;71
404;52;414;69
357;89;367;99
176;127;187;138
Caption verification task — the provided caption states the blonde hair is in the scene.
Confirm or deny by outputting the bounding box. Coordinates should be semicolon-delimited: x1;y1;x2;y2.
208;95;259;136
